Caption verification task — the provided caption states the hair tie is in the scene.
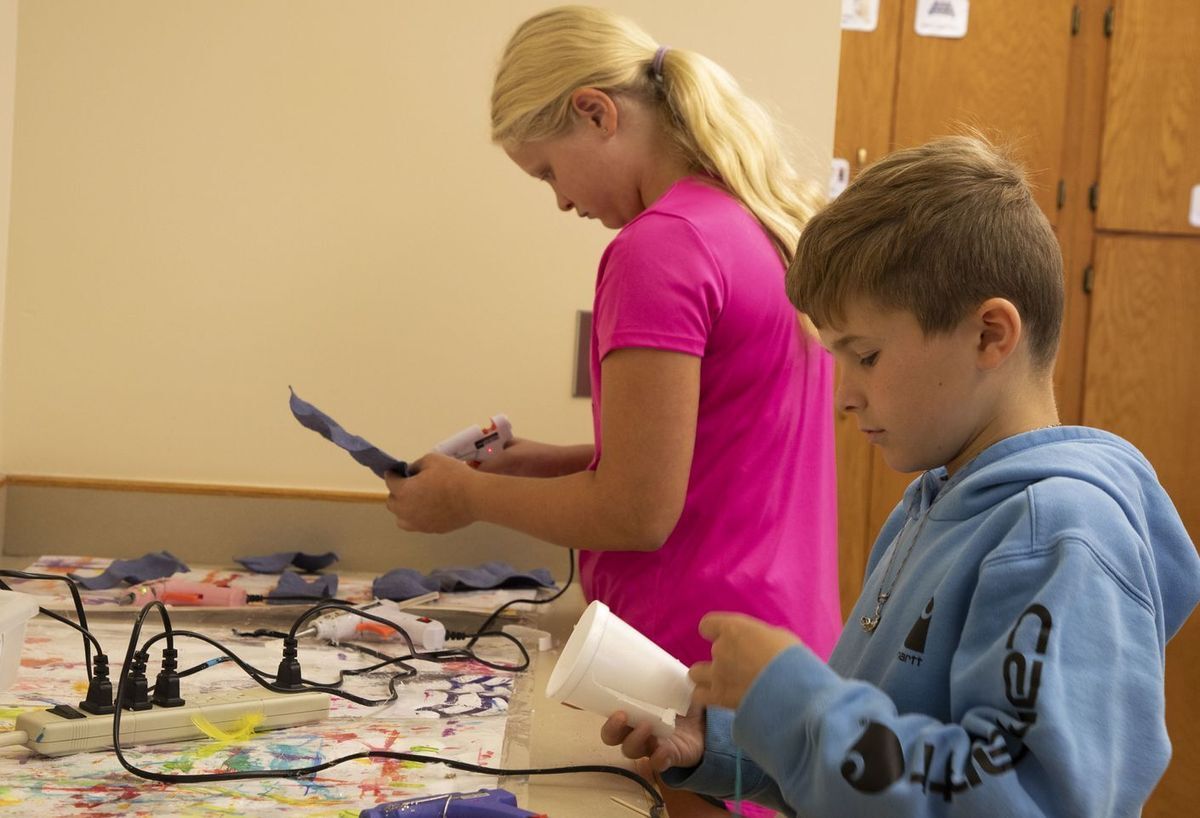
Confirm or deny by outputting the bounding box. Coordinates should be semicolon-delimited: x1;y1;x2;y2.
652;45;670;82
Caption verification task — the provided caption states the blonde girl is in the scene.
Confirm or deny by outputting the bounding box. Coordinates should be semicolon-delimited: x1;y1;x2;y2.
388;2;839;685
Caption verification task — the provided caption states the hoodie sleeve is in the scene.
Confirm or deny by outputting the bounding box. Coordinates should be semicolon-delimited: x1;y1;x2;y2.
677;492;1184;816
672;472;1195;815
660;707;793;813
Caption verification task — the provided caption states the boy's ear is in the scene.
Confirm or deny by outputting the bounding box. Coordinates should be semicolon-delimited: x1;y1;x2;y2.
570;88;618;134
975;297;1022;370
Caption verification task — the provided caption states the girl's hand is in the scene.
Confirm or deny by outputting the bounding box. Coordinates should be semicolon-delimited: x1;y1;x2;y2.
475;438;538;476
690;613;800;710
600;705;706;773
476;438;595;478
384;453;478;533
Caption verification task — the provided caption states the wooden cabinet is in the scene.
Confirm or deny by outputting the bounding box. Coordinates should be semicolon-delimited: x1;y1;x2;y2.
832;0;1200;811
892;0;1075;223
1084;233;1199;551
1097;1;1200;236
1084;235;1200;817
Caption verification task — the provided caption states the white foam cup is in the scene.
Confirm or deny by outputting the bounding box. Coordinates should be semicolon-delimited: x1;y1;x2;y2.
545;600;694;738
0;590;39;691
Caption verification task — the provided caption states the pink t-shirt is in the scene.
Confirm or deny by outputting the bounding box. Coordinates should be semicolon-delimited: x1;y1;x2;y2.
580;177;841;666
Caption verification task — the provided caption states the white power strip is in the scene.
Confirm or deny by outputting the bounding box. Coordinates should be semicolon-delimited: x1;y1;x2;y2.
15;688;330;757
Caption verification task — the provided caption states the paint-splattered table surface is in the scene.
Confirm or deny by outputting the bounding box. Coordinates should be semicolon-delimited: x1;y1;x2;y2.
0;559;656;816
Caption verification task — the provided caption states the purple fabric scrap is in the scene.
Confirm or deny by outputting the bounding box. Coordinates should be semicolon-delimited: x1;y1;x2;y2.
429;561;555;591
372;568;441;601
267;570;339;602
289;387;409;479
372;561;556;601
234;551;339;574
69;550;190;590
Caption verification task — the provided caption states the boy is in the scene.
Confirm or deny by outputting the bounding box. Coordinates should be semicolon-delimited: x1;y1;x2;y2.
601;135;1200;816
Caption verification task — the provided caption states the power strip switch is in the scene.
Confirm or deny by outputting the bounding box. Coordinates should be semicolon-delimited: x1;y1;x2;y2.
16;688;330;757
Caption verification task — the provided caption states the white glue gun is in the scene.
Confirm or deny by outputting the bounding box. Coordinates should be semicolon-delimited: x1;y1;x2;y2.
295;600;446;651
433;415;512;465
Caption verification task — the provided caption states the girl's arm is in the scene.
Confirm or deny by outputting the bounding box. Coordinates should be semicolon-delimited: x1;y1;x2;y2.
385;346;698;552
476;439;596;478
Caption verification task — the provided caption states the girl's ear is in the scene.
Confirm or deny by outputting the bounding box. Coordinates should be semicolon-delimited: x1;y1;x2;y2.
569;88;618;134
975;297;1022;370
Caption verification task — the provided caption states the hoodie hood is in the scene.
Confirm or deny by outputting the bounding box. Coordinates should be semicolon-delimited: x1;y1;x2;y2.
899;425;1200;639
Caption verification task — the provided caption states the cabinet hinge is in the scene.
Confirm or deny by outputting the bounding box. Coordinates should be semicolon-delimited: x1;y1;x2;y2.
1082;265;1095;295
1057;179;1067;209
1071;5;1082;36
1103;6;1115;37
1088;183;1099;211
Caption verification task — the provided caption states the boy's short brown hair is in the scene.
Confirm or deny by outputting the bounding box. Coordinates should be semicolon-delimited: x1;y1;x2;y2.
788;135;1064;370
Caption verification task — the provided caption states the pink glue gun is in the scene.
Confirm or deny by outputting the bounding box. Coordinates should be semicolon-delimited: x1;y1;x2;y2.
120;579;247;607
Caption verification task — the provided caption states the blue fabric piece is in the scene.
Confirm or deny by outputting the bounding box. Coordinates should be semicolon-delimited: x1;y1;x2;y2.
428;561;556;591
371;562;556;601
372;568;441;601
234;551;339;574
289;387;408;479
69;550;190;590
267;571;339;602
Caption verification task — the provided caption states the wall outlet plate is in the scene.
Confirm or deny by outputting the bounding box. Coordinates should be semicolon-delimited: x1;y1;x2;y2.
573;310;593;399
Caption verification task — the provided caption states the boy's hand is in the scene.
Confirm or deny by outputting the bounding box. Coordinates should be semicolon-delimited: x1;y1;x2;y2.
690;613;800;710
600;706;706;773
384;453;477;533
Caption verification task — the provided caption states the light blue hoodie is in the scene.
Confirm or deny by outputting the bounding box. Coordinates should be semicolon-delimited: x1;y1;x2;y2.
665;427;1200;816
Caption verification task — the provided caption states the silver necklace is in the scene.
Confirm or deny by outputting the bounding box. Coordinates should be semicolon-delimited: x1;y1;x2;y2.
860;505;933;633
860;428;1062;633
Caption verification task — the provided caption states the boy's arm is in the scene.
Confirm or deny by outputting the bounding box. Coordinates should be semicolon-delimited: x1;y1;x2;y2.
660;708;795;815
725;535;1171;816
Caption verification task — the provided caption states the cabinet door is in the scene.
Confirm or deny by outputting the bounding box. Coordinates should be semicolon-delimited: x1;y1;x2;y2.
893;0;1075;223
832;2;907;617
1083;234;1200;817
834;0;904;179
1084;236;1198;536
1096;0;1200;235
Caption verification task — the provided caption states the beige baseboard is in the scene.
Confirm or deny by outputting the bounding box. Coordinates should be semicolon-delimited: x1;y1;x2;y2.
0;475;567;576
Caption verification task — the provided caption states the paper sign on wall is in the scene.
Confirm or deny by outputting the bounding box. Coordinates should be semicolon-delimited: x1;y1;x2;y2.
842;0;880;32
916;0;969;39
829;158;851;200
1190;185;1200;228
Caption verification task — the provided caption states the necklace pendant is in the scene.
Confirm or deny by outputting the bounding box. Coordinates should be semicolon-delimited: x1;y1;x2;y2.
860;614;880;633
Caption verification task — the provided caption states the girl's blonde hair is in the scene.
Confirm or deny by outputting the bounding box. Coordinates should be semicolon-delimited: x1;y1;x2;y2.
490;5;821;263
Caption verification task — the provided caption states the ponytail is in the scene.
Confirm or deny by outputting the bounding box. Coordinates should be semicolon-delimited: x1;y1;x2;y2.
491;5;821;262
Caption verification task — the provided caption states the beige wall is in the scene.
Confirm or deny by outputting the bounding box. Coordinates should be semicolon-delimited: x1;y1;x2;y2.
2;1;840;494
0;0;18;551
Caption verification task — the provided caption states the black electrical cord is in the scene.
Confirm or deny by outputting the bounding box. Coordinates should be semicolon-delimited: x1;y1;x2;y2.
243;595;353;605
231;622;531;674
124;749;666;816
110;599;665;817
0;570;103;677
135;620;413;707
462;548;575;651
348;630;530;673
135;603;528;707
204;550;576;702
229;546;573;657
